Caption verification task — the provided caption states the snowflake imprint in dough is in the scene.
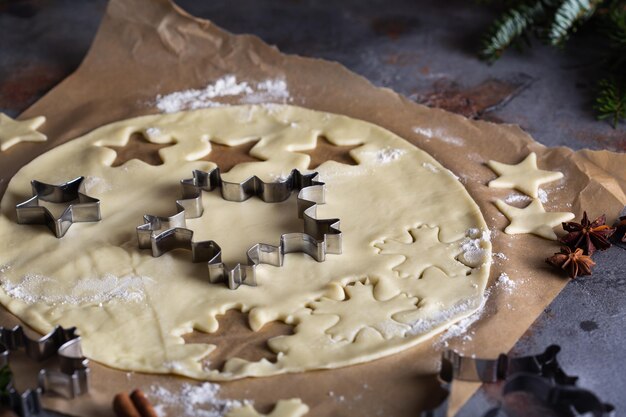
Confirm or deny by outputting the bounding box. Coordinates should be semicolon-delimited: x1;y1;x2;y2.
374;226;470;279
310;280;417;342
0;105;490;380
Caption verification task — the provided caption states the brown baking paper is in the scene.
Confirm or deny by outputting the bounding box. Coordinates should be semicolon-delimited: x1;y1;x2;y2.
0;0;624;416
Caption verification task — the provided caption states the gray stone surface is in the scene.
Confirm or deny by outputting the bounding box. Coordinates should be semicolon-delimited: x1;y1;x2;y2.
1;1;624;416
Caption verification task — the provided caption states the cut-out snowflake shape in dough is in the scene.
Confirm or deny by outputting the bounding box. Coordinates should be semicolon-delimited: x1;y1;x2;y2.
310;281;417;342
374;226;470;278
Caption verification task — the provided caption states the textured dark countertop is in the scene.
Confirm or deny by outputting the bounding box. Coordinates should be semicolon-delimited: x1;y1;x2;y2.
1;1;625;416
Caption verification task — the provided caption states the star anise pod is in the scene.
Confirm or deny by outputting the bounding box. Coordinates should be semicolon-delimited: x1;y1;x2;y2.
559;212;615;255
546;247;595;279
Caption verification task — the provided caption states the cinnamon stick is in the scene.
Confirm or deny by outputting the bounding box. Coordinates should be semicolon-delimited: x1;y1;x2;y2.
0;406;18;417
130;389;159;417
113;392;142;417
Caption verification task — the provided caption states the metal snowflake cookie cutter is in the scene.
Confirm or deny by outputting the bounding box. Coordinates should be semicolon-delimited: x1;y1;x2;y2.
0;325;89;417
15;176;101;238
137;168;342;290
421;345;614;417
503;373;615;417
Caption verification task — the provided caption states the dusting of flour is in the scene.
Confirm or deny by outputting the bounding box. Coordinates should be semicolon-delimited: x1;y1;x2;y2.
436;288;490;347
458;228;491;268
0;273;145;305
374;147;405;163
412;126;464;146
496;272;518;294
505;189;548;204
409;227;492;344
359;147;406;164
83;175;112;194
408;293;486;338
148;383;250;417
155;75;291;113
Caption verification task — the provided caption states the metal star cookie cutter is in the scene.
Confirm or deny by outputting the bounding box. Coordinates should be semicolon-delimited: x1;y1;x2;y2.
421;345;614;417
15;176;101;238
0;325;89;417
137;168;342;290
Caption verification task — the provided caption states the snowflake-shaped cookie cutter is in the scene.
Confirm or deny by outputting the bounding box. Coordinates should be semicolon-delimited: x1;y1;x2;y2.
137;168;342;290
0;325;89;417
422;346;614;417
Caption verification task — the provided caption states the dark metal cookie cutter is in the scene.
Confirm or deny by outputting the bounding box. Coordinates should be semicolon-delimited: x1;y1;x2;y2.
611;206;626;251
137;168;342;290
422;345;614;417
15;177;101;238
0;325;89;417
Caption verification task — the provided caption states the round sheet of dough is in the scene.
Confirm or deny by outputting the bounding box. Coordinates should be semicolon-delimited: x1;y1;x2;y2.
0;105;490;380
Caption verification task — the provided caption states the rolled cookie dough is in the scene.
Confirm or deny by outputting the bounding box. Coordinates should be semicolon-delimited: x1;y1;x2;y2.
0;105;490;380
227;399;309;417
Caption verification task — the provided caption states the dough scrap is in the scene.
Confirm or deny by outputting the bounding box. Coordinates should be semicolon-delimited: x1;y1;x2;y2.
0;113;47;151
495;199;574;240
227;399;309;417
487;152;563;198
0;105;490;380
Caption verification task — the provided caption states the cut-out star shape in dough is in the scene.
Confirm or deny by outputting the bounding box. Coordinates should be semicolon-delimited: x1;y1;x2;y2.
375;226;470;278
105;133;176;167
495;198;574;240
0;113;47;151
200;139;263;172
311;281;417;342
487;152;563;198
301;136;360;169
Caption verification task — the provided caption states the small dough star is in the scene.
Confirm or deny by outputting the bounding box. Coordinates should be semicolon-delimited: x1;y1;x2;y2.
495;198;574;240
0;113;47;151
487;152;563;198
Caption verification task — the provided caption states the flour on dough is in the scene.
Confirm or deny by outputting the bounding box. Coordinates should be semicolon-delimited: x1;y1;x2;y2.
0;113;47;151
0;105;490;380
487;152;563;198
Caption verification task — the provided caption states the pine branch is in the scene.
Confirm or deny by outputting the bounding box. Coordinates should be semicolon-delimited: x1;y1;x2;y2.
605;2;626;49
0;366;11;395
594;78;626;127
478;0;626;128
548;0;604;45
480;1;547;62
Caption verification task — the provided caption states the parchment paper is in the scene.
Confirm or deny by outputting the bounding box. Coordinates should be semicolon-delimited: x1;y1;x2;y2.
0;0;624;416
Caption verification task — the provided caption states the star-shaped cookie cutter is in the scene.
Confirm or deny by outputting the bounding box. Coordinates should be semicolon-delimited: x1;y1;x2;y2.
15;177;101;238
0;325;89;417
137;168;342;290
